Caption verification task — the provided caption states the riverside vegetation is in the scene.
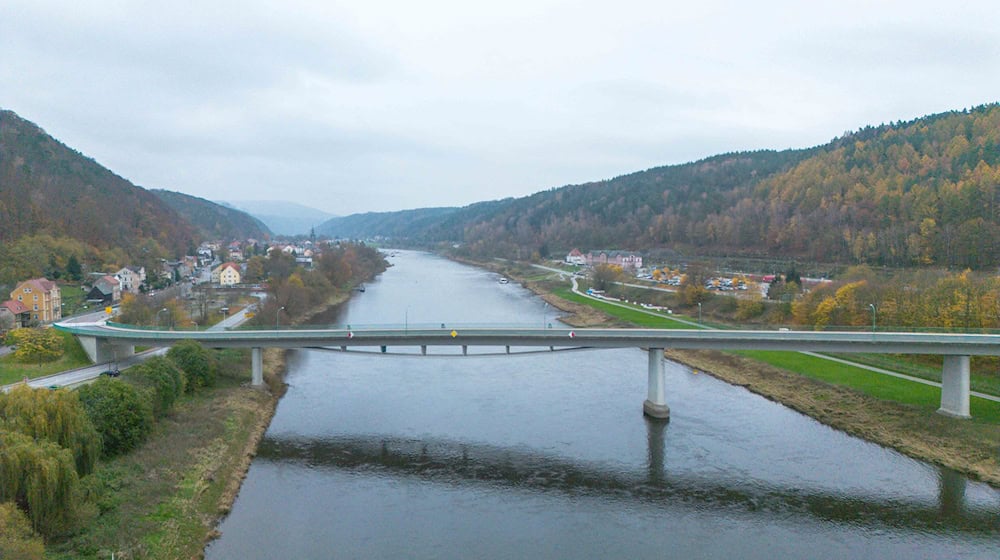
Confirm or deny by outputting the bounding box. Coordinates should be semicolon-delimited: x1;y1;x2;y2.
0;242;386;559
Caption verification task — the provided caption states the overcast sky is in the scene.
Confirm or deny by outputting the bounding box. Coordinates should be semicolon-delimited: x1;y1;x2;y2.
3;1;999;216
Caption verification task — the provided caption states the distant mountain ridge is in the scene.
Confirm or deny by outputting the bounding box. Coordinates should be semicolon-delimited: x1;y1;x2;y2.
222;200;336;236
318;103;1000;269
152;190;271;241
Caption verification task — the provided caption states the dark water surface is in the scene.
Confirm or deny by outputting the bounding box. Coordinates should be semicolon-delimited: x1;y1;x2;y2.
207;251;999;559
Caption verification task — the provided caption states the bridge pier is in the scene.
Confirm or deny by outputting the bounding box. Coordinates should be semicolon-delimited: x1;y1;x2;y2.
252;347;264;387
77;336;135;365
643;348;670;420
938;355;971;418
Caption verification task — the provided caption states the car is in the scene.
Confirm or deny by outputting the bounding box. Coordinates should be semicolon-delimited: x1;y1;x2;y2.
100;369;121;377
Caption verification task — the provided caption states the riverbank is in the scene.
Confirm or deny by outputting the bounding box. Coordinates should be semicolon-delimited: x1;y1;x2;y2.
49;352;286;560
471;257;1000;487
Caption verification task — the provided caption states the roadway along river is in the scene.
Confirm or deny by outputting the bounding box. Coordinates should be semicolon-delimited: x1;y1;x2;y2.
207;250;999;559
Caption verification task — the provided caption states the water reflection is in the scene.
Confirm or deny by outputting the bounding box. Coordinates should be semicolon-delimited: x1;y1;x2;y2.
256;432;999;535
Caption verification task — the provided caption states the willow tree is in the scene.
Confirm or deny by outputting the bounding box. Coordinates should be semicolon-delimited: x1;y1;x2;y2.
0;430;79;535
0;385;100;476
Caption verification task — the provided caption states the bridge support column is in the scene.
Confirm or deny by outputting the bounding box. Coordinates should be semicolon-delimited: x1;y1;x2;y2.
77;336;135;365
938;355;971;418
643;348;670;420
252;347;264;387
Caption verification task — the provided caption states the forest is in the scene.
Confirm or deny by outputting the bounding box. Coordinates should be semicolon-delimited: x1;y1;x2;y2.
320;104;1000;270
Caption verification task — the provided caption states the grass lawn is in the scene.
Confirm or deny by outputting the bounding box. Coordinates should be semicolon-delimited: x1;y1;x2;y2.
0;329;91;385
553;287;694;329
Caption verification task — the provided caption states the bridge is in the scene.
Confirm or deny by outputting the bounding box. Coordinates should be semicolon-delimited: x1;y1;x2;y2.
55;321;1000;420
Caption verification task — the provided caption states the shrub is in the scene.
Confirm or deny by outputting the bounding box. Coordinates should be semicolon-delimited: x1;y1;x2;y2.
77;378;153;457
0;502;46;559
167;340;217;392
125;356;185;416
214;348;250;380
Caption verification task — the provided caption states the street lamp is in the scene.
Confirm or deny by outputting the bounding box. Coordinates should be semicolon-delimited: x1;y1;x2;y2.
156;308;168;328
543;302;549;328
697;302;702;325
276;306;285;330
869;303;877;332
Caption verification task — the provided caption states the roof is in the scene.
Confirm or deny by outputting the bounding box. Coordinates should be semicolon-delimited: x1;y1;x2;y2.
14;277;58;293
2;300;29;314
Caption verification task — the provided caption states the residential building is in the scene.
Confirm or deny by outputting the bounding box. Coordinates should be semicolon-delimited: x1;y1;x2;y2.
10;278;61;323
87;275;122;305
1;300;29;331
115;266;146;294
212;262;242;287
565;248;586;266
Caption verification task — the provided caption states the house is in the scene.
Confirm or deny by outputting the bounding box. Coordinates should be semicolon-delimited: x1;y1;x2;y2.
565;248;586;266
212;262;242;287
87;275;122;305
10;278;61;324
115;266;146;294
1;300;29;331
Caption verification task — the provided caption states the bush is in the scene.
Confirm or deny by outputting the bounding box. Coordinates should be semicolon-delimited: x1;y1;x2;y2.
77;378;153;457
214;348;250;380
0;502;46;559
167;340;217;392
125;356;185;416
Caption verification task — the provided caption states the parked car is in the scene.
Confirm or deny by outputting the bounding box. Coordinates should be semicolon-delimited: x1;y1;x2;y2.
100;368;121;377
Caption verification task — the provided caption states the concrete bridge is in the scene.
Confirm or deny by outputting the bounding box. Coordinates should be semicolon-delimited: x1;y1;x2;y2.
55;321;1000;420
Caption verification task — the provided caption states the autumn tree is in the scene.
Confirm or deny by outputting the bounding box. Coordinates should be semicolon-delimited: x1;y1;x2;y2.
8;328;64;364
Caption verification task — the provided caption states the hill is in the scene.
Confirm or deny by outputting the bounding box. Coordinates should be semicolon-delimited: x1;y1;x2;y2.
0;109;196;256
223;200;336;236
153;190;272;241
318;103;1000;269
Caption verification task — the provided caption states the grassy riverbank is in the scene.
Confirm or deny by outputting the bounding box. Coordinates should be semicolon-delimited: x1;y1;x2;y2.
478;259;1000;487
47;349;286;559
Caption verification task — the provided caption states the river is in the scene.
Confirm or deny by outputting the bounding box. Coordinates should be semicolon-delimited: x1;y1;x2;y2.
207;250;999;559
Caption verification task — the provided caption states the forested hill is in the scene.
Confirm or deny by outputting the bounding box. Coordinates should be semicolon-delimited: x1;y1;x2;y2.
0;109;197;256
152;190;272;242
319;103;1000;269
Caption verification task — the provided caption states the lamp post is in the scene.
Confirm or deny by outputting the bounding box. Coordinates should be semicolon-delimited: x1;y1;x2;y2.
156;308;168;328
543;302;549;328
697;302;702;325
276;306;285;330
869;303;877;332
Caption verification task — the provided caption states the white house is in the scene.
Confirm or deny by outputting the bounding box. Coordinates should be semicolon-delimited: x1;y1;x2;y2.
565;248;586;266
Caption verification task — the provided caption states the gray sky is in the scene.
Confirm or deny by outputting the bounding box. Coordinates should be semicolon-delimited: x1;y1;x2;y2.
3;1;999;216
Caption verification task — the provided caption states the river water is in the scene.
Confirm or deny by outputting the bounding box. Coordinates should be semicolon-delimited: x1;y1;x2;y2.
207;251;999;559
